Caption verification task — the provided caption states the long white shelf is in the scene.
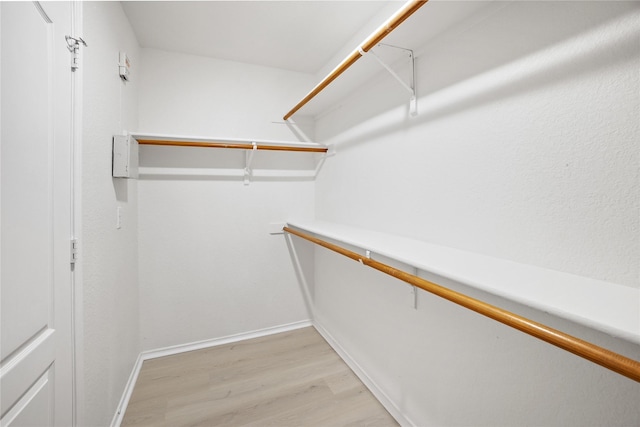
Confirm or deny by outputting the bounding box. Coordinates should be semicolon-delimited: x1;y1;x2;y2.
131;132;327;151
286;219;640;345
131;132;329;181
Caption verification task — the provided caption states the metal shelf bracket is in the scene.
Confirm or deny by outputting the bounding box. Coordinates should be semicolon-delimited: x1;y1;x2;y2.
313;144;337;178
244;142;257;185
361;43;417;116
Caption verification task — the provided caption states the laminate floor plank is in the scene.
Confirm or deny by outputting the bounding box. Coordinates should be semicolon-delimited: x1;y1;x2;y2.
121;327;398;427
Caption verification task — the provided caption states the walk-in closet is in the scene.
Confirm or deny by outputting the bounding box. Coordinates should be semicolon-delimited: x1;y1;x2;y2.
2;1;639;426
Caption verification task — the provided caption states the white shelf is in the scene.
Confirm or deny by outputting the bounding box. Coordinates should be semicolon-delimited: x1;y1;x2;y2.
131;132;329;182
287;219;640;345
130;132;326;150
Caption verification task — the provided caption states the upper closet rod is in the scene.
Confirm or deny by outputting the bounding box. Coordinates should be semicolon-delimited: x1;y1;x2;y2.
284;226;640;383
137;139;328;153
283;0;428;120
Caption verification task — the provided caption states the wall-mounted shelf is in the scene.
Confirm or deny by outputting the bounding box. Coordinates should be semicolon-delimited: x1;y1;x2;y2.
131;133;328;153
283;0;428;120
286;219;640;346
127;132;331;184
285;219;640;381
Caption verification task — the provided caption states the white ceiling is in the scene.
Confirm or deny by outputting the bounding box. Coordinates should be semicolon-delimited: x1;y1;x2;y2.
121;1;397;74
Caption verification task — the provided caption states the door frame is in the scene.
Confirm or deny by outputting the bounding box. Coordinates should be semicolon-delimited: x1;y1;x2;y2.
70;1;83;426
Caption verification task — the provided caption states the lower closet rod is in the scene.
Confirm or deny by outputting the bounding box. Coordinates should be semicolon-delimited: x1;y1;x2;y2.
283;226;640;383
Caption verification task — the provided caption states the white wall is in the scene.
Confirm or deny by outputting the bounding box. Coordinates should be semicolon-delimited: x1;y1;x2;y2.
80;2;140;425
317;1;639;289
313;2;639;425
137;49;316;351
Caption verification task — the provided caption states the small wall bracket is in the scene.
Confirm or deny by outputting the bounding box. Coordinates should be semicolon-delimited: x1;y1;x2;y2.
361;43;417;116
313;144;337;178
244;142;257;185
411;267;419;309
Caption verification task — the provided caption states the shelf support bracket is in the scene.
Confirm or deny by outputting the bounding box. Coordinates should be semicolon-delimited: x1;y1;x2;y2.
412;267;419;310
244;142;257;185
360;43;417;116
313;145;337;178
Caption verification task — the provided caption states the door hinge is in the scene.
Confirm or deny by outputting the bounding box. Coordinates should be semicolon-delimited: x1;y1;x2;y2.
70;238;79;264
65;35;87;72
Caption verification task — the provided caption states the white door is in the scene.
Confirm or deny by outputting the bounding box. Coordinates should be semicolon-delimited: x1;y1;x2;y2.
1;1;74;426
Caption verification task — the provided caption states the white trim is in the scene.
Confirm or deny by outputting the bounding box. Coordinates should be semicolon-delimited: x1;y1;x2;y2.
312;320;416;427
110;353;143;427
141;320;312;361
110;320;312;426
71;1;84;425
33;1;53;23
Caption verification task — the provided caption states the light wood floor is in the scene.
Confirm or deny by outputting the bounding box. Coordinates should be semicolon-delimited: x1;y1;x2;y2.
121;327;398;426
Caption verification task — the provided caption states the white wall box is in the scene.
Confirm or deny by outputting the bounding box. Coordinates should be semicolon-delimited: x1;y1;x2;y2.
112;135;139;178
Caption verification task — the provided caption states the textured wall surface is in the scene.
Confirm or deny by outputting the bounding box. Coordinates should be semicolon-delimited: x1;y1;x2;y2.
80;2;140;425
317;1;639;288
76;2;639;424
137;49;316;351
313;2;640;425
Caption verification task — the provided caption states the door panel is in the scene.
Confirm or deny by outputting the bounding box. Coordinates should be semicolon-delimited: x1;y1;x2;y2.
0;330;55;417
0;0;52;363
3;369;53;427
1;2;73;426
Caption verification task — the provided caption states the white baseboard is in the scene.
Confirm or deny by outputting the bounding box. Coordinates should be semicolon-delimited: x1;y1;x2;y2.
141;320;312;361
110;352;143;427
110;319;312;427
312;320;416;427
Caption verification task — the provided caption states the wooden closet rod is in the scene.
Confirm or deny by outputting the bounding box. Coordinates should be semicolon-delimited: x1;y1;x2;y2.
283;0;428;120
137;139;328;153
283;226;640;383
